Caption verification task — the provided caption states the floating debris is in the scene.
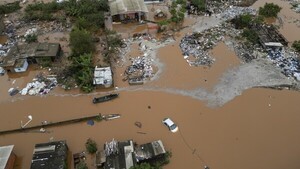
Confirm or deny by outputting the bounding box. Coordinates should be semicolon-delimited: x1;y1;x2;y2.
20;73;57;96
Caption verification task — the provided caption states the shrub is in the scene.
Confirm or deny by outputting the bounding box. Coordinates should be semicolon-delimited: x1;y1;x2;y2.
0;2;21;14
292;40;300;53
25;34;38;43
259;3;282;17
242;28;259;44
85;138;97;154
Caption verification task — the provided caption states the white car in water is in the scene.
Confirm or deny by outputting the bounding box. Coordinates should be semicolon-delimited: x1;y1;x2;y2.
162;118;178;133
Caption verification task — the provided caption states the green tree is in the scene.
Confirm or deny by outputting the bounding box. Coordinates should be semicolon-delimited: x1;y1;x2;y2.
259;3;282;17
0;1;21;14
25;34;38;43
76;161;88;169
190;0;205;11
85;138;97;154
71;53;94;93
242;28;259;44
292;40;300;53
169;0;187;24
70;28;95;57
129;163;155;169
234;13;253;29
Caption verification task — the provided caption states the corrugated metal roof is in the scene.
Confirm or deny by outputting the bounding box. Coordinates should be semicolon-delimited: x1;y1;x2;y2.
0;145;14;169
109;0;149;16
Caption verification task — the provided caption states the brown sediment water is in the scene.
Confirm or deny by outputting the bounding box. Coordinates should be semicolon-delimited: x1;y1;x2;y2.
1;89;300;169
0;35;8;45
148;41;240;90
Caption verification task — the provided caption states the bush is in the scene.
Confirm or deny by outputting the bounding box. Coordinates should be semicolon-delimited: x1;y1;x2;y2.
259;3;282;17
70;28;95;56
169;0;187;24
0;2;21;14
85;138;97;154
292;40;300;53
76;161;88;169
242;28;259;44
25;34;38;43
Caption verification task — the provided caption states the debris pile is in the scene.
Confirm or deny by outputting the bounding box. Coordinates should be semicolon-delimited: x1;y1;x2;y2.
20;73;57;96
289;1;300;13
267;48;300;81
179;25;227;66
124;55;154;82
221;6;256;20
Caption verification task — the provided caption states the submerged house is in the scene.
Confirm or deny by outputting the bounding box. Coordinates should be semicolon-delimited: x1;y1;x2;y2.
0;145;16;169
252;24;288;49
96;139;166;169
0;43;61;73
30;140;68;169
109;0;149;22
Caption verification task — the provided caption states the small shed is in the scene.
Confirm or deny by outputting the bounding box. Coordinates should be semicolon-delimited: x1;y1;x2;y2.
14;59;28;72
93;66;113;88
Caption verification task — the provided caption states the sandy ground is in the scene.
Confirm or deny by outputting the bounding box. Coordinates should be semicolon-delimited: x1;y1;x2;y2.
0;0;300;169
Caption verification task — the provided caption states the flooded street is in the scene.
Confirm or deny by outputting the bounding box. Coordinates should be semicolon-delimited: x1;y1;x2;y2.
1;89;300;169
1;0;300;169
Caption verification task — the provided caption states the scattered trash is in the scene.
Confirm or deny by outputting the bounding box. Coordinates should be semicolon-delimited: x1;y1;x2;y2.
267;47;300;81
0;67;5;76
20;73;57;96
87;120;95;126
135;122;142;128
8;88;19;96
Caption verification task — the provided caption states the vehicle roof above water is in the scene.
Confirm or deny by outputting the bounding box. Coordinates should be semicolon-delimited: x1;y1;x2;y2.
163;118;175;125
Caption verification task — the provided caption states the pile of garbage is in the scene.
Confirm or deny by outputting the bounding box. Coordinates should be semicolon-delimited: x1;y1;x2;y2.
179;24;227;66
20;73;58;96
289;1;300;13
267;48;300;81
221;6;256;21
124;55;154;80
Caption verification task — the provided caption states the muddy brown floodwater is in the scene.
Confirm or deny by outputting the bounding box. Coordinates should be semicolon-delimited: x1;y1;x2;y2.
1;0;300;169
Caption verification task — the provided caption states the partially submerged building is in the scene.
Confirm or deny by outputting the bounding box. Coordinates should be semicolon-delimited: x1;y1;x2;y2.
30;140;68;169
93;66;113;88
109;0;149;23
135;140;166;163
0;145;16;169
252;24;288;49
97;139;166;169
0;43;61;73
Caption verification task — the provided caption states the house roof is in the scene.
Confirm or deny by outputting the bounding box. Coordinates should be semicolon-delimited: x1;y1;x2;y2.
135;140;166;162
93;66;113;86
30;140;68;169
0;43;60;67
109;0;149;16
104;140;136;169
0;145;14;169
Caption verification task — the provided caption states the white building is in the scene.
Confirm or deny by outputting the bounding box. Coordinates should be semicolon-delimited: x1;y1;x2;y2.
93;66;113;88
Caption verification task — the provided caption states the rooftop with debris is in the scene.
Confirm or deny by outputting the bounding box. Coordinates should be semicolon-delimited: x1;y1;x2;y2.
103;139;136;169
93;66;113;87
30;140;68;169
135;140;166;162
0;43;61;67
